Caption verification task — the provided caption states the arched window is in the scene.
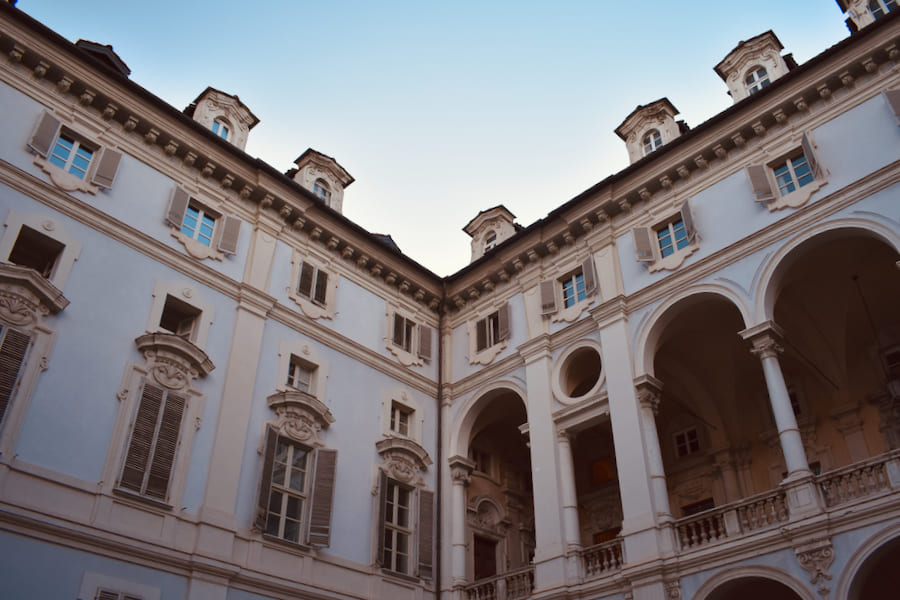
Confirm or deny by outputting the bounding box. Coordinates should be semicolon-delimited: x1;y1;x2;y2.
483;231;497;253
745;66;770;95
211;118;230;140
313;179;331;202
642;130;662;156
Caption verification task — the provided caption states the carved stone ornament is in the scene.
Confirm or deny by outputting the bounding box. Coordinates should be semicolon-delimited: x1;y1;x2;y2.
634;374;664;415
267;389;335;447
795;538;835;597
134;333;215;391
665;580;682;600
376;436;433;485
0;263;69;325
449;455;474;485
467;497;509;535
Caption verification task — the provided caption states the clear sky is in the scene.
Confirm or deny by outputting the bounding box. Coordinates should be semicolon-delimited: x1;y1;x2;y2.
14;1;850;276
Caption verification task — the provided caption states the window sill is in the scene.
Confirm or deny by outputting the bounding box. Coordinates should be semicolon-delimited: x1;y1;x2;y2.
34;156;99;194
261;533;313;555
170;229;224;261
647;243;699;273
765;177;827;211
379;568;422;585
112;487;174;512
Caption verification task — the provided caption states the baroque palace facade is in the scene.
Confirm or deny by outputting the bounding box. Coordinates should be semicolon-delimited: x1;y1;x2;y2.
1;1;900;599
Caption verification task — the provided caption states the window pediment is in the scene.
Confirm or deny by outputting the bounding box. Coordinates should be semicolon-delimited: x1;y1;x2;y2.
267;389;335;446
134;332;215;390
377;436;432;485
0;263;69;324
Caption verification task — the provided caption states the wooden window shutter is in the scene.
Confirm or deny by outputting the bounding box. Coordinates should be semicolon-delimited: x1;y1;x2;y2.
145;390;185;500
166;187;190;228
375;471;388;566
582;256;597;296
801;132;820;179
28;111;61;157
255;426;278;530
632;227;656;262
475;318;488;352
497;303;511;341
539;280;557;315
308;448;338;547
0;327;31;424
90;147;122;189
418;325;432;360
217;216;241;255
95;590;121;600
392;315;404;347
417;490;435;580
120;382;165;494
746;165;775;202
313;271;328;304
885;88;900;123
298;262;314;297
680;200;697;242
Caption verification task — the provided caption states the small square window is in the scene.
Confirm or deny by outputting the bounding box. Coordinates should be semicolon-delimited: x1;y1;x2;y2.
181;202;217;247
211;119;229;140
674;427;700;457
745;66;770;95
159;295;201;341
48;130;95;180
656;218;690;258
7;225;65;278
390;402;411;436
561;270;587;308
773;153;814;196
313;179;331;202
286;356;314;393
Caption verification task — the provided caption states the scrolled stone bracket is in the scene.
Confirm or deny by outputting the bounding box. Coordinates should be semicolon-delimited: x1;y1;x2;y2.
794;537;835;598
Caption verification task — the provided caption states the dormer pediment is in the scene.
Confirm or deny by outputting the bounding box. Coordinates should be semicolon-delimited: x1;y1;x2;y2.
714;31;794;104
615;98;684;165
184;87;259;151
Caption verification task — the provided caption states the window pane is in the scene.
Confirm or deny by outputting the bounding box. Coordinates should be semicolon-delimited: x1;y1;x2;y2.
283;519;300;542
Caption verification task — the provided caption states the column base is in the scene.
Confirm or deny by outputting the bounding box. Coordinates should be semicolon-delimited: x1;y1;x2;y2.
783;474;824;520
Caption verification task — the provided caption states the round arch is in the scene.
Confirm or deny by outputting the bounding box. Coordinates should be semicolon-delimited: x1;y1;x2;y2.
633;283;753;378
448;380;528;459
754;218;900;323
834;525;900;600
692;565;815;600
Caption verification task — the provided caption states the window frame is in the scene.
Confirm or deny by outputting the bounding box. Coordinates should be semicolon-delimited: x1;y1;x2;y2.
473;302;511;358
870;0;898;19
276;339;329;398
673;427;701;458
745;132;826;212
145;282;215;350
78;572;160;600
211;118;230;141
380;388;423;442
385;306;432;366
289;253;338;320
642;129;662;156
745;65;770;95
539;256;598;322
313;178;332;203
376;471;435;580
0;210;83;291
632;199;699;272
166;186;241;261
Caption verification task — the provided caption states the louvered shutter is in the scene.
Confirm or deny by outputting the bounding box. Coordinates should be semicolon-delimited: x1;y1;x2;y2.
632;227;656;262
0;327;31;424
680;199;697;242
95;589;121;600
417;490;435;580
392;315;404;347
120;382;165;494
375;471;388;566
145;390;185;500
885;89;900;123
313;271;328;304
298;262;314;297
308;448;338;546
166;187;190;228
801;132;820;179
582;256;597;296
746;165;775;202
217;216;241;255
539;280;557;315
91;147;122;189
497;303;511;341
28;112;61;157
256;426;278;531
418;325;432;361
475;318;488;352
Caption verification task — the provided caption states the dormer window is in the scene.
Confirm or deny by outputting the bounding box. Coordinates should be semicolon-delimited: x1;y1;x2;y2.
745;66;770;95
484;232;497;253
313;179;331;202
642;130;662;156
870;0;898;19
211;119;230;140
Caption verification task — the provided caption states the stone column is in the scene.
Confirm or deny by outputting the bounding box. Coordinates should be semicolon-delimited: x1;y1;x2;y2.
557;430;582;551
740;322;810;478
634;375;672;521
448;456;473;589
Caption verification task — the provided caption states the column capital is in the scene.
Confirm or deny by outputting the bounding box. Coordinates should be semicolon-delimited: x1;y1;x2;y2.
634;373;664;414
448;455;474;484
740;320;785;359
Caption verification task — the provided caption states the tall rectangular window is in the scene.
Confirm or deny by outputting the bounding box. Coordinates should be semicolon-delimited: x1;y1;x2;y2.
382;479;412;574
0;324;31;425
390;402;411;436
392;315;415;353
265;436;310;543
297;262;328;305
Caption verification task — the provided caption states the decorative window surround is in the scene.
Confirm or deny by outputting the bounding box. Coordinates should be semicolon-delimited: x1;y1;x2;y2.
385;303;433;366
550;341;606;405
0;263;68;455
0;210;82;291
276;339;329;398
745;132;827;212
381;387;424;442
28;111;122;194
165;186;241;261
289;252;337;320
468;303;510;365
78;571;160;600
632;200;699;272
539;256;598;322
105;333;213;507
145;282;214;350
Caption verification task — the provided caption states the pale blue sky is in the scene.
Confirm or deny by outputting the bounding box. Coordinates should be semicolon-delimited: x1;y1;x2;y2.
17;1;850;275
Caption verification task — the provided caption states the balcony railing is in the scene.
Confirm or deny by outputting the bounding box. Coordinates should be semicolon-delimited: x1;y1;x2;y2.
675;488;788;551
464;565;534;600
581;537;624;579
817;449;899;508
